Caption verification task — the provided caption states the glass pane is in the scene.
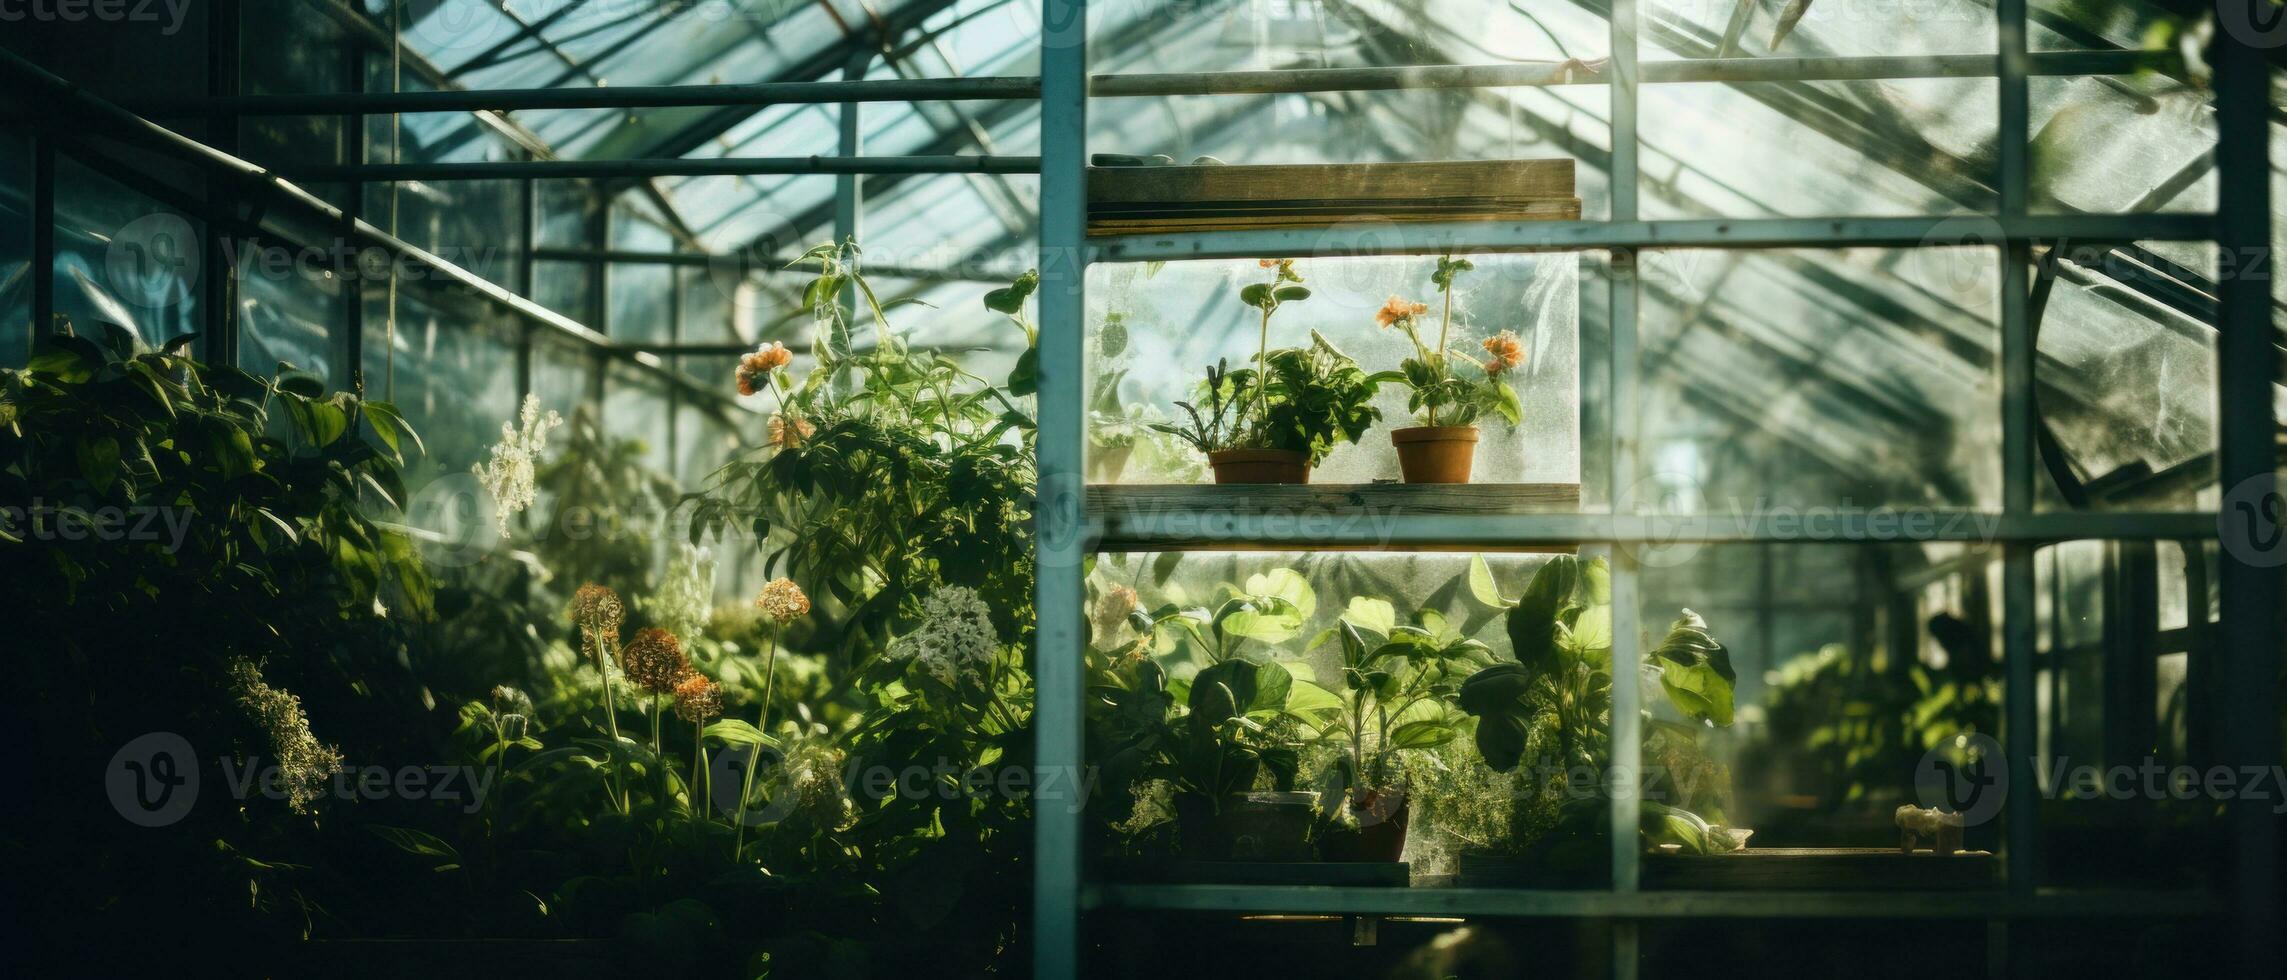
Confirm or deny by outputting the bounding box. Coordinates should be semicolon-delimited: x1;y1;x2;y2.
2030;73;2215;215
51;153;203;350
1087;254;1581;487
1640;79;1997;219
1634;246;2002;512
0;127;31;366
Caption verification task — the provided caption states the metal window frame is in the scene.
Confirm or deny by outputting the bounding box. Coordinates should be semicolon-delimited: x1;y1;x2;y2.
1031;3;2275;980
1;0;2270;973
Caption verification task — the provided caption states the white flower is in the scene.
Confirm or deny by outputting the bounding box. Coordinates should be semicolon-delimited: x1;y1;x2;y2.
894;586;1000;687
640;544;717;640
470;394;562;537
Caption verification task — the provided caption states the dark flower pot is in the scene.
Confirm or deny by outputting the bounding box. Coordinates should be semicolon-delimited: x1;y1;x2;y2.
1175;790;1318;861
1391;426;1479;483
1207;449;1311;485
1319;787;1410;862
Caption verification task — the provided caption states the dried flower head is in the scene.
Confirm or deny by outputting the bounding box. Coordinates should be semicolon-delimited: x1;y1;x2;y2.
1376;295;1430;329
1092;584;1139;640
768;413;816;449
894;585;999;687
673;673;724;723
755;578;811;625
737;342;794;396
491;685;534;717
788;743;858;831
470;394;563;537
620;627;693;695
229;658;344;815
1481;330;1526;374
569;584;625;669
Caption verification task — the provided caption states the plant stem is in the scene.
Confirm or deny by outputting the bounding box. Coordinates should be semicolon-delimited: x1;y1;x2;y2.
735;629;782;860
598;648;628;814
1250;304;1272;439
1430;283;1456;427
692;718;709;824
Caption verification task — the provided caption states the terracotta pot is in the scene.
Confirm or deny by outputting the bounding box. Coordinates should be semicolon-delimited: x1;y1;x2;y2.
1320;787;1410;863
1174;790;1319;861
1207;448;1311;485
1391;425;1479;483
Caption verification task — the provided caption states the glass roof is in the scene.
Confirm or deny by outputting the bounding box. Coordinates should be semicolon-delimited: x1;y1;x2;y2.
363;0;2284;504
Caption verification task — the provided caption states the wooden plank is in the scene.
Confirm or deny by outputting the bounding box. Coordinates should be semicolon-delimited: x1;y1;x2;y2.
1089;483;1584;553
1642;848;2000;892
1098;859;1410;888
1087;160;1576;204
1090;483;1580;515
1088;199;1581;236
1081;884;2219;919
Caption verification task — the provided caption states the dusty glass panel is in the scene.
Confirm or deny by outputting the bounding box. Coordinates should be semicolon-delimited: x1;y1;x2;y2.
0;127;30;366
51;153;203;349
1640;79;1997;218
1634;246;2002;512
1086;254;1580;486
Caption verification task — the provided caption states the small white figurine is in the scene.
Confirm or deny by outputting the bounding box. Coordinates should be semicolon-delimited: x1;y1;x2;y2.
1893;804;1965;855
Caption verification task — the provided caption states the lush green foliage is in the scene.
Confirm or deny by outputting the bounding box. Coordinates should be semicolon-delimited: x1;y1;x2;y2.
2;322;434;966
1456;555;1740;861
1154;333;1384;464
1373;256;1524;429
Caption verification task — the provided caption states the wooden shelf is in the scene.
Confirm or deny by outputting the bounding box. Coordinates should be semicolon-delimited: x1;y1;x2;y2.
1080;883;2219;920
1087;482;1582;553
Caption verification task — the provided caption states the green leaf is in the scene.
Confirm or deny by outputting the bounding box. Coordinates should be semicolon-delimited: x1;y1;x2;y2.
1652;608;1736;726
981;270;1039;314
1006;346;1038;396
1242;568;1315;619
1467;554;1512;608
1272;285;1311;302
703;719;777;747
1457;662;1536;771
365;825;462;871
76;436;120;493
1387;720;1458;750
1340;596;1396;637
1507;555;1581;674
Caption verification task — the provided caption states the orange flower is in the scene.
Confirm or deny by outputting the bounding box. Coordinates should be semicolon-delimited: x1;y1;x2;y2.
752;341;794;371
736;342;793;396
769;413;816;448
1257;258;1281;268
672;674;723;723
620;627;693;695
1375;295;1428;329
1482;330;1526;374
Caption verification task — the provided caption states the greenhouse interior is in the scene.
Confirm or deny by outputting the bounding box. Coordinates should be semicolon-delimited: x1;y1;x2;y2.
3;0;2285;976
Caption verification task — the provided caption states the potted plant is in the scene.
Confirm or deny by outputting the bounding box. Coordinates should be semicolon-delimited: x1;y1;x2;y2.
1308;597;1492;862
1451;555;1743;885
1373;255;1525;483
1154;260;1383;484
